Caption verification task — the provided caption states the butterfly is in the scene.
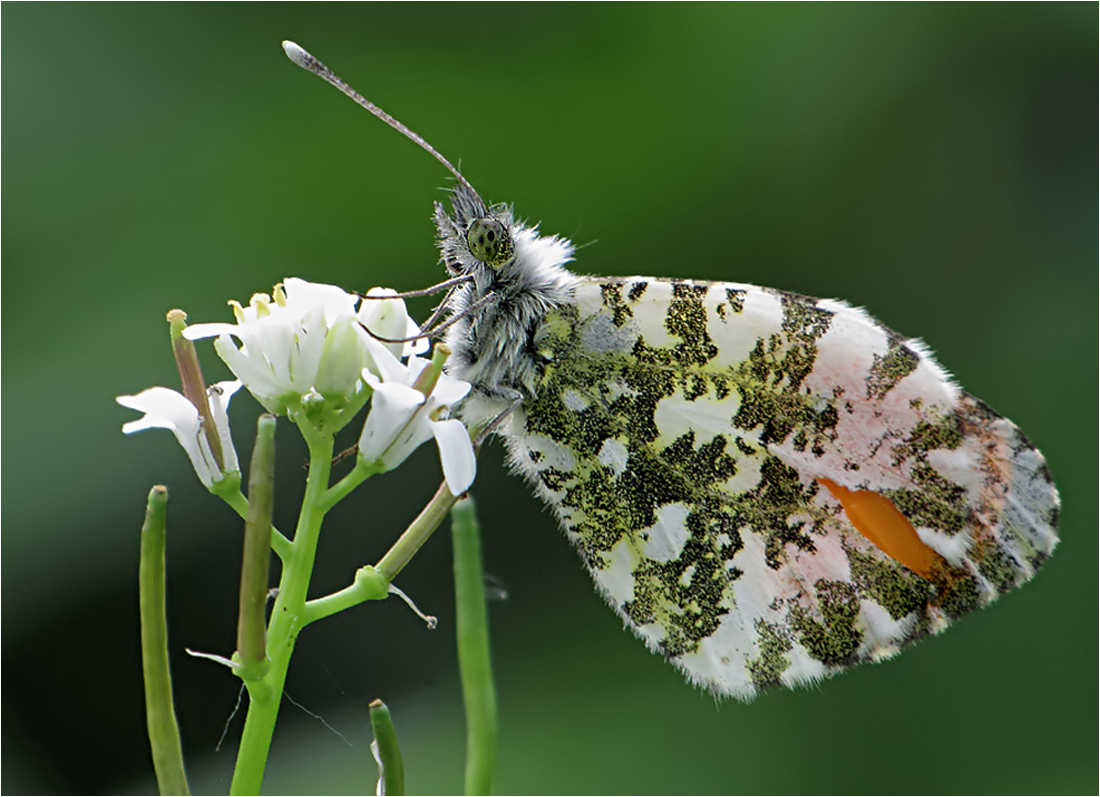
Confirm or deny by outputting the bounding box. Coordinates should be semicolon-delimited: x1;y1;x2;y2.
284;42;1060;700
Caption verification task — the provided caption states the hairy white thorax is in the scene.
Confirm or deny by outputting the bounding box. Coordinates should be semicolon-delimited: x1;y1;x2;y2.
436;182;578;426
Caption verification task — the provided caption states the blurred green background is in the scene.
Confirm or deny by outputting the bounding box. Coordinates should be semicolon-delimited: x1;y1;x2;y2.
3;4;1096;794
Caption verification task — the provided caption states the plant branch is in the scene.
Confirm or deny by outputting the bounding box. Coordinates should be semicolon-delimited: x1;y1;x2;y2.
301;566;390;626
375;480;460;581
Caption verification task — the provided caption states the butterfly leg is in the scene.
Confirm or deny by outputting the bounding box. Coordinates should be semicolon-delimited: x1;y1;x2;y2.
471;393;524;450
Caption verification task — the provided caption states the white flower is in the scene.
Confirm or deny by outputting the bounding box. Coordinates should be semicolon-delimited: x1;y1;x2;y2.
117;380;242;488
358;287;429;362
357;345;476;495
183;278;421;418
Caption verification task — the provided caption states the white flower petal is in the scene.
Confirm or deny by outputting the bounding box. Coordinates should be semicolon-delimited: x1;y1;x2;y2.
181;321;238;341
283;277;359;325
363;334;412;384
358;382;425;463
316;316;367;398
285;305;326;395
383;412;435;471
116;387;227;487
247;312;300;391
213;335;289;415
429;372;473;407
207;380;242;474
404;356;432;384
118;387;200;436
358;288;417;361
361;367;383;392
404;316;429;356
431;418;477;494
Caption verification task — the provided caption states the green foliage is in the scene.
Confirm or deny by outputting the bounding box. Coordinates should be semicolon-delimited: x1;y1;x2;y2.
3;4;1095;794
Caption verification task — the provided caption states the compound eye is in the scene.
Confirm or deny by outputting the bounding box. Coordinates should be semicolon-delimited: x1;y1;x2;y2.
466;218;514;267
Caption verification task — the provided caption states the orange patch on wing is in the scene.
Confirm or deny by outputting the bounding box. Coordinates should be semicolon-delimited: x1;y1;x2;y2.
817;477;946;579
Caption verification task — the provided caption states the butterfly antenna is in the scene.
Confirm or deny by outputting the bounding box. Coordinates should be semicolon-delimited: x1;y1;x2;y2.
282;41;477;197
357;274;473;301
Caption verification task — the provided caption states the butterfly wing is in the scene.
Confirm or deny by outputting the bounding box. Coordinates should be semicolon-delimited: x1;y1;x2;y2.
499;276;1058;700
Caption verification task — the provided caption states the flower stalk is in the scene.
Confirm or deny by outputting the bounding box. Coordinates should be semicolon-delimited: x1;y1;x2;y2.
376;481;461;582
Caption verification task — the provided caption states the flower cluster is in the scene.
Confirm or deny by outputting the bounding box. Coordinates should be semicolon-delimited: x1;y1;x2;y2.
116;278;476;495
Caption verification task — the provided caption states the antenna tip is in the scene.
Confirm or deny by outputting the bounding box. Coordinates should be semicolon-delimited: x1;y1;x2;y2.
281;40;313;70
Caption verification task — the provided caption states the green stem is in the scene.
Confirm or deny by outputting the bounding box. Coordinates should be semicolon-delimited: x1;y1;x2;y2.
451;497;497;796
229;428;334;796
305;474;467;626
217;485;292;562
369;699;405;796
301;565;390;626
318;457;384;512
328;381;374;437
376;481;459;581
139;485;191;796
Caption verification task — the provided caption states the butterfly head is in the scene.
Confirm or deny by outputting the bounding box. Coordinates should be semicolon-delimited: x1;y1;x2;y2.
466;218;515;268
434;181;519;278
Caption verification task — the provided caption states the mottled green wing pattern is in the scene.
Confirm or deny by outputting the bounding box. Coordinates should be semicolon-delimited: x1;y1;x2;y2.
499;276;1058;699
